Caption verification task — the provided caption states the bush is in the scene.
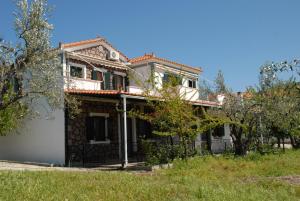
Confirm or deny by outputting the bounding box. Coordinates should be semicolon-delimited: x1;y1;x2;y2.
141;139;196;165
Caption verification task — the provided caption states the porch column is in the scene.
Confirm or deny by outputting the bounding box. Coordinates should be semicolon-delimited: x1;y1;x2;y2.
118;113;122;159
123;96;128;167
132;117;137;152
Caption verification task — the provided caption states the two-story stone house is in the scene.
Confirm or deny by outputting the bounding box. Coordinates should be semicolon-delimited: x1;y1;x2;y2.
0;37;230;166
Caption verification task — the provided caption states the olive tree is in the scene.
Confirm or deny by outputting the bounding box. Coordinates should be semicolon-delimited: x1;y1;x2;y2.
259;60;300;149
0;0;79;136
129;72;202;160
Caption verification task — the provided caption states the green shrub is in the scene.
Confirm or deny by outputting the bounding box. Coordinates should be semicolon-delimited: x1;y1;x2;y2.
141;139;196;165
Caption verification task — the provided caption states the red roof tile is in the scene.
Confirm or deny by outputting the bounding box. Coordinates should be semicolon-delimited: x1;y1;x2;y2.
65;89;122;95
129;53;202;74
61;38;102;48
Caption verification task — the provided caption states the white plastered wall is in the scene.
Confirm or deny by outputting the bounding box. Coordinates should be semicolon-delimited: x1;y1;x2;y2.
0;109;65;165
0;53;66;165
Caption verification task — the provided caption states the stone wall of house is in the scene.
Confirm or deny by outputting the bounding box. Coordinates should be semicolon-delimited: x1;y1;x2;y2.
67;99;121;164
67;100;119;146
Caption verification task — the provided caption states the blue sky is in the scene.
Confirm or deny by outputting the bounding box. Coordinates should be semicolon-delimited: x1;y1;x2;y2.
1;0;300;91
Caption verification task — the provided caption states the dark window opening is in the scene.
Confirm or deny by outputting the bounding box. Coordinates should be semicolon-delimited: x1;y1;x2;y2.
70;66;83;78
113;74;123;90
163;73;182;86
103;72;124;90
212;126;225;138
188;79;196;88
86;116;107;142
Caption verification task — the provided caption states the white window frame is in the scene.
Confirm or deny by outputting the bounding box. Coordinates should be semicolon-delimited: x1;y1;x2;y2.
69;62;86;79
188;78;197;89
88;113;110;144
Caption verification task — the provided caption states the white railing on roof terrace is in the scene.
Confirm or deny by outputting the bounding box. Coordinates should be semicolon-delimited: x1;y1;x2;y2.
127;86;144;94
127;85;200;101
179;86;199;101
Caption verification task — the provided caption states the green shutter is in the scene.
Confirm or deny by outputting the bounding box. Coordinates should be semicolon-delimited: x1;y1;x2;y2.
104;72;111;90
92;70;97;80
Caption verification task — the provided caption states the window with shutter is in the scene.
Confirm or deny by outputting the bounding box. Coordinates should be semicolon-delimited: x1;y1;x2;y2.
92;70;103;81
86;115;108;142
104;72;111;90
113;74;123;90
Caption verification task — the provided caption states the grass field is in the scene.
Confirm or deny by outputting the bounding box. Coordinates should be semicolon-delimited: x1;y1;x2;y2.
0;150;299;201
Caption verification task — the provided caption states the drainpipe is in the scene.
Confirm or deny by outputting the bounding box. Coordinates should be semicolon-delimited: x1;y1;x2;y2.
122;95;128;168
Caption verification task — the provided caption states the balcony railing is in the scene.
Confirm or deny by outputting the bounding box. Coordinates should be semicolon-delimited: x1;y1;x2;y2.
179;86;199;101
64;77;102;90
127;85;200;101
64;77;200;101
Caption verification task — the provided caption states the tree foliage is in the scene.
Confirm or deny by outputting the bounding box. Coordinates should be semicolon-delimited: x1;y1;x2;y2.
0;0;79;136
129;73;202;159
259;60;300;148
215;70;227;94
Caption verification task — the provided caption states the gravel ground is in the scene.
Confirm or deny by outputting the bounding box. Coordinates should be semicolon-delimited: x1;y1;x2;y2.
0;160;148;172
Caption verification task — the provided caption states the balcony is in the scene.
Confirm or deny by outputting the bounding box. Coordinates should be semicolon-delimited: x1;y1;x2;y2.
127;86;144;94
64;77;102;90
179;86;199;101
127;85;199;101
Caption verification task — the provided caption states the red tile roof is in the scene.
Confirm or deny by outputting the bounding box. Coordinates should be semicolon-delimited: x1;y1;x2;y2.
61;38;102;48
129;53;202;74
65;89;124;95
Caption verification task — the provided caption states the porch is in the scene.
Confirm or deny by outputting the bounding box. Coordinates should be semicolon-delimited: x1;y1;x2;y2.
65;90;224;167
65;91;153;167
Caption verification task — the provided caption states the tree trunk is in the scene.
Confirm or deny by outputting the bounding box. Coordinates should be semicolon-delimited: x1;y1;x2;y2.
234;139;247;155
206;131;212;153
289;135;300;149
183;137;188;160
277;137;281;149
232;127;247;156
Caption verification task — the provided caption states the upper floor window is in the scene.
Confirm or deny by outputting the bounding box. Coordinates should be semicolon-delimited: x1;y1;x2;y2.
69;62;86;79
188;79;197;88
103;72;125;90
92;70;103;81
70;66;83;78
163;73;182;86
113;74;124;91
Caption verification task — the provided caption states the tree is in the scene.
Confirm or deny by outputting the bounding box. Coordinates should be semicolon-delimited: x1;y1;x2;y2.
129;73;202;160
259;61;300;149
215;70;227;94
0;0;79;136
200;70;259;155
207;89;259;155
